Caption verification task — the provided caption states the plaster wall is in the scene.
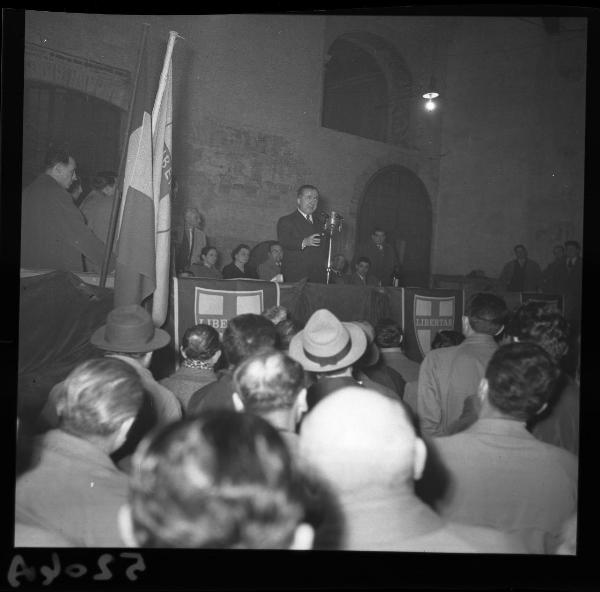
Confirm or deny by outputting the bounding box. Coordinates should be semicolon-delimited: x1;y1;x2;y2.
436;17;586;277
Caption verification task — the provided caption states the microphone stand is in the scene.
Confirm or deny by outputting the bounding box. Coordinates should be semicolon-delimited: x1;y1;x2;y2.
319;211;344;285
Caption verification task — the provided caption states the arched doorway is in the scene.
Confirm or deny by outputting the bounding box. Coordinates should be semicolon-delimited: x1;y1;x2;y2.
356;166;432;287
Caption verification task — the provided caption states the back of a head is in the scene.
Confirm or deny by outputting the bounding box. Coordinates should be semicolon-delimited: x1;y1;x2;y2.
127;410;304;548
431;330;465;349
222;314;278;367
485;342;560;421
57;357;143;438
234;350;304;413
181;324;221;361
375;318;403;349
507;302;569;363
299;386;418;493
44;146;71;170
263;305;288;324
275;318;304;351
467;293;508;335
91;171;117;191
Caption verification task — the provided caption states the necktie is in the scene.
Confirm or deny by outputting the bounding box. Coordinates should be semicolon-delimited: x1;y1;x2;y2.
307;215;313;224
377;244;383;251
188;228;194;261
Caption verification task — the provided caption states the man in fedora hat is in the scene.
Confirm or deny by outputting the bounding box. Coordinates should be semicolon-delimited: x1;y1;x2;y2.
38;305;182;467
289;309;402;415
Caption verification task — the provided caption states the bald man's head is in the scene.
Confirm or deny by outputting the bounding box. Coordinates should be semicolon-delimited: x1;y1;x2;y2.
299;387;426;493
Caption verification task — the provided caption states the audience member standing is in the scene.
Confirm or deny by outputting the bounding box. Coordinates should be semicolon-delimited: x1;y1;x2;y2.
16;358;143;547
80;171;117;244
509;302;579;454
499;244;542;292
417;293;507;437
232;350;308;456
21;147;111;272
352;320;406;401
187;314;278;414
119;411;314;549
298;386;525;552
38;305;182;470
431;343;578;554
448;302;579;452
355;228;398;286
375;318;420;413
160;324;221;411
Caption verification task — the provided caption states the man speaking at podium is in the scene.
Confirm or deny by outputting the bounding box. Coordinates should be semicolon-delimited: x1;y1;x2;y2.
277;185;327;283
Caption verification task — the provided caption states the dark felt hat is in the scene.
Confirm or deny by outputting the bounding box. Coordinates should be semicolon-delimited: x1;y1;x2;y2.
91;304;170;353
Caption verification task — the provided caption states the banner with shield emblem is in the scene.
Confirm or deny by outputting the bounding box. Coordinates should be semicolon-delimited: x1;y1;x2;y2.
170;277;280;350
402;287;464;362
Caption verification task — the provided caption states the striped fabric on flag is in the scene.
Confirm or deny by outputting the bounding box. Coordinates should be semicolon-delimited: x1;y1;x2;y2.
114;38;156;307
151;32;177;327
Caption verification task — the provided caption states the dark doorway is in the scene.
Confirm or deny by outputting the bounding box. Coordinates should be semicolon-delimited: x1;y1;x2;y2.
22;81;123;194
356;166;432;287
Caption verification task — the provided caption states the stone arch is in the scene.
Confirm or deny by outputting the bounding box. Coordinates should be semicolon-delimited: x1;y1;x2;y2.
355;165;432;286
24;42;131;111
322;31;413;145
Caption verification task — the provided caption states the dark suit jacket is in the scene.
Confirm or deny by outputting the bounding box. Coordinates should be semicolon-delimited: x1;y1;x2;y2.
21;174;111;271
346;271;379;286
277;210;326;283
175;227;206;274
355;241;397;286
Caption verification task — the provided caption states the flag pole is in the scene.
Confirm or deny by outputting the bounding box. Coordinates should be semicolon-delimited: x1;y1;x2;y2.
99;23;150;288
152;31;177;132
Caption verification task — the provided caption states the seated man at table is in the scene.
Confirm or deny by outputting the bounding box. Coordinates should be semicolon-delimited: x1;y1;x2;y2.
258;241;284;282
346;257;379;286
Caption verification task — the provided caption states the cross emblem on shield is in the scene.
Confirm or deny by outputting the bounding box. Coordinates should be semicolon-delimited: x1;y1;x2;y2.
194;286;265;335
413;294;457;357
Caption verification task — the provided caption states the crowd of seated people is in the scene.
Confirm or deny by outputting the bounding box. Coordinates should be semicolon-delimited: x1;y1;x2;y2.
15;294;579;553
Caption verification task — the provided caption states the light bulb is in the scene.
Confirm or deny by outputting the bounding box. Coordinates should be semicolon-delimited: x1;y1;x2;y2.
425;99;436;111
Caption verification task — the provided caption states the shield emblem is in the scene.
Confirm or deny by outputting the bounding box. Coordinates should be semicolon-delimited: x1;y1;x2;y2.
194;287;265;335
413;294;457;357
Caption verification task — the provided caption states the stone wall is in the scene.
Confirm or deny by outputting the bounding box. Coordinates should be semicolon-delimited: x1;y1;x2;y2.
23;12;586;279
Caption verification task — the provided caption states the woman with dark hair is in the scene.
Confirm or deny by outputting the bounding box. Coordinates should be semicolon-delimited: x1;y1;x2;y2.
160;324;222;410
191;246;222;279
222;244;257;279
80;171;118;243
